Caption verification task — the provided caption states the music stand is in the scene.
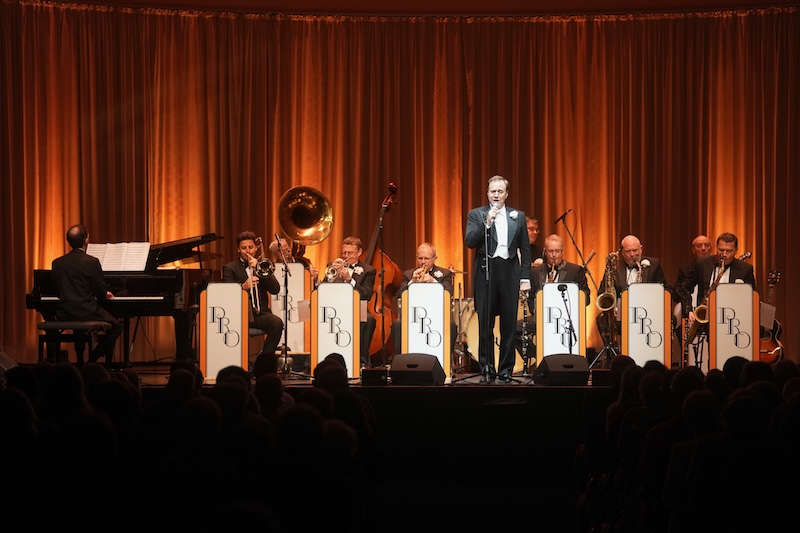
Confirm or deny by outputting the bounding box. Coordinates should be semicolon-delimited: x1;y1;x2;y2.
274;234;310;380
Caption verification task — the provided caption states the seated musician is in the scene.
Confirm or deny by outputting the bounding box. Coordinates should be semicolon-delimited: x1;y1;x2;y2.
321;236;376;369
684;232;756;326
595;234;669;359
222;231;283;363
516;234;590;359
390;242;455;355
51;224;123;363
269;236;319;281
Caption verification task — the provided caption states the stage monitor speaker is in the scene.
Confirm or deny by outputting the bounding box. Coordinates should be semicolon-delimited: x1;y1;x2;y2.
390;353;446;386
535;354;589;386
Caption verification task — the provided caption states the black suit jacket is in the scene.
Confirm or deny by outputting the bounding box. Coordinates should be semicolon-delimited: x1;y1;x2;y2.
684;256;756;310
530;243;544;264
221;258;280;309
320;260;376;301
398;265;454;295
464;205;532;283
51;248;111;320
600;256;668;296
530;261;590;310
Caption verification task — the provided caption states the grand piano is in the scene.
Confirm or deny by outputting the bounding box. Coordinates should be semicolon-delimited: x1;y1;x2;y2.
26;233;221;365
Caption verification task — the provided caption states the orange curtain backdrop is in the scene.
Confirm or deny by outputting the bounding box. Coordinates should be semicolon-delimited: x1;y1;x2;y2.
2;1;798;363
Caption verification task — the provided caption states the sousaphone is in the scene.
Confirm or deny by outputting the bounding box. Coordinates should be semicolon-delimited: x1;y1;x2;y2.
278;186;334;247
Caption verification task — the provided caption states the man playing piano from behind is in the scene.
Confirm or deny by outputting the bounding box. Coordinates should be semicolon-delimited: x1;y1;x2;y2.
222;231;284;362
51;224;123;363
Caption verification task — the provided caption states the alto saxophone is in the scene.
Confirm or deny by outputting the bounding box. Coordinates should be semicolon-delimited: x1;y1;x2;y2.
685;257;725;343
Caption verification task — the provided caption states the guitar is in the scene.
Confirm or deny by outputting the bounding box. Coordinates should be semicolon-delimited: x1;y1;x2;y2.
759;270;784;364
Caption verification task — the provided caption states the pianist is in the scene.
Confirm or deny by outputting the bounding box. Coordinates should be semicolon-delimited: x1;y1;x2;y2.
51;224;122;363
222;231;284;363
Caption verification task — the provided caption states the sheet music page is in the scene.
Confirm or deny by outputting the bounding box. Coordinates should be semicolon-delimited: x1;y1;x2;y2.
102;243;127;271
85;243;107;264
86;242;150;271
123;242;150;271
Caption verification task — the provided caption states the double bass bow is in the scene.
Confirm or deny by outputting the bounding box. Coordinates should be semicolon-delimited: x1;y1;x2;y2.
364;182;404;364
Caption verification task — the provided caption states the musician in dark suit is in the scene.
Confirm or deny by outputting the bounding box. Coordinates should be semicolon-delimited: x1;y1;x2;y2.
51;225;122;363
391;242;454;354
674;234;712;314
321;236;376;369
596;235;669;354
526;216;545;267
600;234;668;295
515;234;591;357
465;175;531;383
222;231;283;361
685;232;756;323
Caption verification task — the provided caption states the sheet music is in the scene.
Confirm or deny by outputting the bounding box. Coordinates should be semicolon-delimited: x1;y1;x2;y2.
86;242;151;271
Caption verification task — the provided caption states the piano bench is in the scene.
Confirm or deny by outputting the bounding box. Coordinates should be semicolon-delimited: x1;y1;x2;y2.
37;321;112;365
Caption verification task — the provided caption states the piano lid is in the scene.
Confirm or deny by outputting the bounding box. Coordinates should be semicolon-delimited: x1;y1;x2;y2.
146;233;221;270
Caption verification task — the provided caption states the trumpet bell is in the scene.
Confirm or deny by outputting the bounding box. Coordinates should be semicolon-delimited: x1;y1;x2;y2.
278;186;334;245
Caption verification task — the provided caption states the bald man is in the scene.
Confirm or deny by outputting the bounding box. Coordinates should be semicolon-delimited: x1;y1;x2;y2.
515;234;590;358
674;234;712;316
600;234;667;296
596;235;668;359
392;243;454;354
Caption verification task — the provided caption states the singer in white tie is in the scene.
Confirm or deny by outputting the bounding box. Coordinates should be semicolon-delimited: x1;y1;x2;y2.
465;175;531;383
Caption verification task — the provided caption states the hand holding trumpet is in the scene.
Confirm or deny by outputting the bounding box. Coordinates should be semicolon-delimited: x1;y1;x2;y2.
411;266;433;283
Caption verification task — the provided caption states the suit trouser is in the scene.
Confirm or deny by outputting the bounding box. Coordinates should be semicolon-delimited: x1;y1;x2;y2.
251;310;284;356
475;256;520;376
361;315;376;368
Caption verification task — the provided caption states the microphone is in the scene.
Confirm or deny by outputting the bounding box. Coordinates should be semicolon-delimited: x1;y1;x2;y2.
557;284;568;292
553;208;573;225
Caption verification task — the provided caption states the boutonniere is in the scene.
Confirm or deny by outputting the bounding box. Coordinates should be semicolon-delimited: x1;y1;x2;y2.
353;266;364;275
640;259;651;268
433;270;443;279
509;210;518;219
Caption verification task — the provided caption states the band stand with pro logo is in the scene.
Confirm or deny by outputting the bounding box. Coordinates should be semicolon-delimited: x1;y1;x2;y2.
269;261;312;374
400;283;452;380
311;283;362;379
535;282;587;364
621;283;672;367
198;283;249;383
709;283;759;369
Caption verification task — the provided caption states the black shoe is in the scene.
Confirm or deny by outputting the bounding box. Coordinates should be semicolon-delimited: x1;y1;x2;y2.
496;372;512;384
479;372;489;384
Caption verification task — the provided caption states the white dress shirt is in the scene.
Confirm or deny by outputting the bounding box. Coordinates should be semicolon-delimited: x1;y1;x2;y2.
490;206;510;259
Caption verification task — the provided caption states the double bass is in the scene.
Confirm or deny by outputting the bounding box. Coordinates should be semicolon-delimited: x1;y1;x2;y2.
364;183;404;363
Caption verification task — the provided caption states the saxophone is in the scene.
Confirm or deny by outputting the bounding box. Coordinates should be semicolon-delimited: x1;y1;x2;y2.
596;251;619;314
685;256;725;343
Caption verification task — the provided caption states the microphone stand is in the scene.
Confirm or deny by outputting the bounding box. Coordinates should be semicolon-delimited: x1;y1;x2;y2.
274;236;310;380
558;284;578;355
556;211;614;368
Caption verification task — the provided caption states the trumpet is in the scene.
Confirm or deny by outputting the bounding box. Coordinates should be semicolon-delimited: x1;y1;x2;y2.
412;265;430;282
325;258;346;282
